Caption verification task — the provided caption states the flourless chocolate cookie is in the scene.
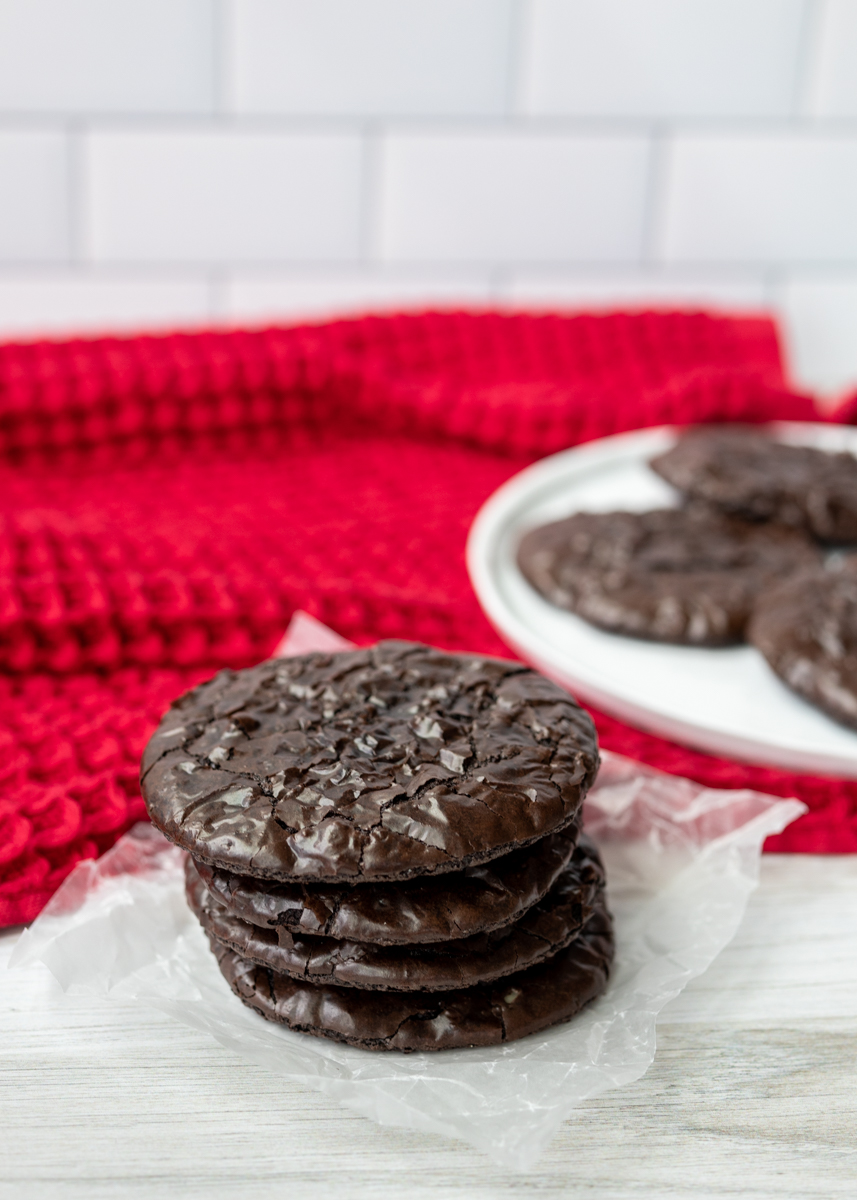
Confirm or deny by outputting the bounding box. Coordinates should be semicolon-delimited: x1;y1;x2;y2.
186;836;604;992
141;642;599;883
193;822;578;945
209;896;614;1051
650;427;857;542
748;560;857;731
517;507;818;645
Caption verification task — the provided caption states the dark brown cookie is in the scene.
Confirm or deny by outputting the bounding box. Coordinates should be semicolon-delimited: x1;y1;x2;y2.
208;896;614;1051
193;822;579;945
748;560;857;731
517;507;818;645
141;641;599;883
650;426;857;543
187;836;604;992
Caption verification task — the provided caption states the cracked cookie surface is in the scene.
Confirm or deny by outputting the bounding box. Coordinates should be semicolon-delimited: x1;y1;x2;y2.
517;507;818;645
650;426;857;542
186;836;604;991
192;821;579;945
141;641;599;882
210;894;614;1051
749;560;857;731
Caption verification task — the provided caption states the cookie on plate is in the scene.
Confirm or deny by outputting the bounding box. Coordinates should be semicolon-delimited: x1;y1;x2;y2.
186;836;604;992
141;641;599;883
748;560;857;731
209;895;614;1052
517;507;818;645
650;426;857;543
193;821;579;945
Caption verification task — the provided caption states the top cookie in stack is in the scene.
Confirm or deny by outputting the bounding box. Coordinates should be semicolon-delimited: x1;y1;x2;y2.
141;641;613;1052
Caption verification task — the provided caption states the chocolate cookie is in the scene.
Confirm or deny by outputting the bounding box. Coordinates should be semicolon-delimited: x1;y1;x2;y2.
209;897;614;1051
193;822;579;945
748;560;857;731
517;507;818;645
650;427;857;542
187;836;604;992
141;642;599;883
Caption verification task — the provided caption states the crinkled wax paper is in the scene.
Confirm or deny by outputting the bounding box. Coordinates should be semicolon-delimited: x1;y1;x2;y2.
10;613;805;1170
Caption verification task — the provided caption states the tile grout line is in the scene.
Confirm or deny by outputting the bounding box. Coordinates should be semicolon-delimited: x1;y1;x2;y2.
640;126;670;267
792;0;827;118
211;0;230;117
359;124;384;265
5;113;857;135
65;121;87;267
5;257;857;274
505;0;530;118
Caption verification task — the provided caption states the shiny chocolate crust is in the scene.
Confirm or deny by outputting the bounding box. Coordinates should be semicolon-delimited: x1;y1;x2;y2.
187;836;604;992
650;427;857;543
748;560;857;731
517;507;818;645
209;896;614;1051
193;822;579;945
141;642;599;883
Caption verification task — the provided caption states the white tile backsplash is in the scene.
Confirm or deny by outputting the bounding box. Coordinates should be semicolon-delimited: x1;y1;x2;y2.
223;272;493;323
522;0;806;118
85;130;364;263
0;273;211;339
0;0;855;395
379;132;650;263
502;272;770;312
0;0;215;114
805;0;857;117
0;131;68;261
229;0;513;117
662;135;857;264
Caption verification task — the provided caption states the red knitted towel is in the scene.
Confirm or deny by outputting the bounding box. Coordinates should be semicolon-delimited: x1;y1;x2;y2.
0;309;851;930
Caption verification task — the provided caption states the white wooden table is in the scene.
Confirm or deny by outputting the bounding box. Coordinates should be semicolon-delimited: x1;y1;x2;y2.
2;854;856;1200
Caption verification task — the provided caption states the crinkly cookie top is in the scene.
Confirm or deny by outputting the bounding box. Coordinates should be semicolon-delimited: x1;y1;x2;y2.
141;641;599;882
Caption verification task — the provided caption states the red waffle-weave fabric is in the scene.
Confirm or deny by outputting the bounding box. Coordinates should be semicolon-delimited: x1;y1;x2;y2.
0;309;852;929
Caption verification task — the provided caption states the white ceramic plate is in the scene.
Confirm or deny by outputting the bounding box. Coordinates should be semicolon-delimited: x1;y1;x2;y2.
467;422;857;779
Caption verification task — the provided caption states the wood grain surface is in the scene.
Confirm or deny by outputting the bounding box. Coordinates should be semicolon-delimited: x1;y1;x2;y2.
2;854;856;1200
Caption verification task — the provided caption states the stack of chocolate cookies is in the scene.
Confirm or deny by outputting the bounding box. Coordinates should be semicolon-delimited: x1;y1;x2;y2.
141;641;613;1052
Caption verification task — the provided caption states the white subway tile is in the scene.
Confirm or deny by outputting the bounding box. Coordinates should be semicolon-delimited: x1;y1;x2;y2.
0;0;214;114
0;132;68;262
502;272;769;312
0;273;211;339
661;135;857;264
521;0;805;118
806;0;857;117
229;0;512;116
223;272;493;323
775;276;857;398
85;131;363;264
379;133;650;263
